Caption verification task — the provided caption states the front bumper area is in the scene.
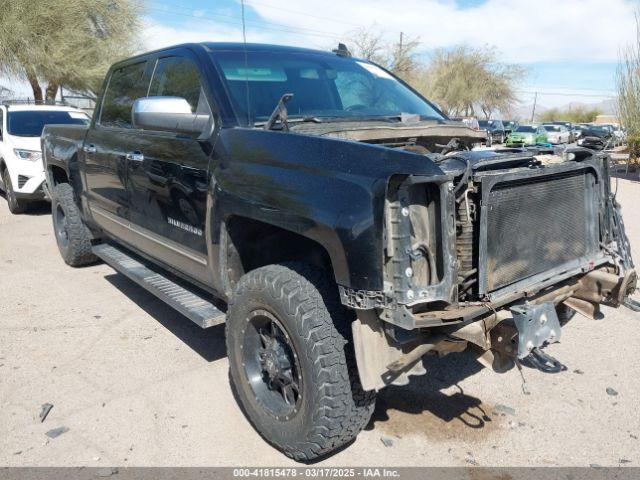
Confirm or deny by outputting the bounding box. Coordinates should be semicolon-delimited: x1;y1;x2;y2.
352;265;637;391
6;163;48;201
14;183;47;201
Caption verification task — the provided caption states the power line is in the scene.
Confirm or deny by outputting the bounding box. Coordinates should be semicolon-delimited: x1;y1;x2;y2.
242;0;362;27
517;90;616;98
147;2;347;40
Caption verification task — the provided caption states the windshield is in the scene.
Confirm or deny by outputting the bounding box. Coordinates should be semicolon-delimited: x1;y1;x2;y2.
544;125;560;132
515;126;536;133
212;50;444;124
7;110;90;137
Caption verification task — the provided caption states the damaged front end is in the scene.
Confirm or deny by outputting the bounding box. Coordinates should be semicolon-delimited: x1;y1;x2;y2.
349;146;638;391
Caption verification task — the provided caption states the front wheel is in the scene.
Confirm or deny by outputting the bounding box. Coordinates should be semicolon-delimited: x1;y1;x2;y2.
51;183;97;267
226;263;375;461
2;169;25;214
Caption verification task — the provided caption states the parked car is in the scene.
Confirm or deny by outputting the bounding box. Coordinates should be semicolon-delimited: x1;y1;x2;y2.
451;116;480;131
542;124;571;144
572;125;584;141
0;101;90;213
600;124;625;146
42;42;638;461
505;124;548;146
503;120;519;137
478;119;506;143
550;121;575;142
577;126;612;150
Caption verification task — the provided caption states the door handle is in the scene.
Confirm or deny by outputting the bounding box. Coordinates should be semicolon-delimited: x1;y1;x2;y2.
83;144;97;154
125;151;144;162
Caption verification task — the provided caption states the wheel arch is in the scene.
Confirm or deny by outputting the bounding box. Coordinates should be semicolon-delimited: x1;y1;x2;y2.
221;215;345;296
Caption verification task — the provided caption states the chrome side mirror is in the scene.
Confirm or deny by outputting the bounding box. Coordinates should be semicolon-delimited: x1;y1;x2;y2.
131;96;212;137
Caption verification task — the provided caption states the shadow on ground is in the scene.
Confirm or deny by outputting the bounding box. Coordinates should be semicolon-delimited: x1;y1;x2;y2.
105;272;227;363
610;167;639;183
105;268;498;442
367;352;502;441
0;194;51;215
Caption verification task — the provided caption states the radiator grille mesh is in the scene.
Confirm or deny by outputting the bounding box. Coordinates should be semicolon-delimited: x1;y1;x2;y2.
484;171;594;292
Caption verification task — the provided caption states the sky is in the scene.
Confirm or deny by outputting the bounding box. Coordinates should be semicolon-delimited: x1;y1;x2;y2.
6;0;638;110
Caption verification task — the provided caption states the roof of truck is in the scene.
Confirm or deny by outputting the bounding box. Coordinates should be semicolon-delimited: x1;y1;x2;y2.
121;42;346;63
202;42;338;55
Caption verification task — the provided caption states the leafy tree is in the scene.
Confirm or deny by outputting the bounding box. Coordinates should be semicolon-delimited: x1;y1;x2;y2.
538;106;601;124
421;46;523;118
617;10;640;145
0;0;141;101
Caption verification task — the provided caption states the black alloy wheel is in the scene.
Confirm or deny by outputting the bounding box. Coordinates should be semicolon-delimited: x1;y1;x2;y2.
242;309;302;420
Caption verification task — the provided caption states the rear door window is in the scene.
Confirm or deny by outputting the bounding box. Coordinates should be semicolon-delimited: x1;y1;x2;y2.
100;61;149;129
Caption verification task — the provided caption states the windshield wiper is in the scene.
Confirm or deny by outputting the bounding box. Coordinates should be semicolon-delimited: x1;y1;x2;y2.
264;93;294;131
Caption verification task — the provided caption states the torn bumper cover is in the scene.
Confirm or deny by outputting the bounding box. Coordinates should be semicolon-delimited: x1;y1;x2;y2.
348;150;638;391
352;265;638;391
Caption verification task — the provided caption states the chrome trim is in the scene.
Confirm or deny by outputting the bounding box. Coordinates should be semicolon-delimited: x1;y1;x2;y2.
125;152;144;162
90;205;207;266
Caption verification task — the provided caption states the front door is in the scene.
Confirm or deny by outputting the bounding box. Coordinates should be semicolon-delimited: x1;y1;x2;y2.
84;60;151;224
125;55;215;284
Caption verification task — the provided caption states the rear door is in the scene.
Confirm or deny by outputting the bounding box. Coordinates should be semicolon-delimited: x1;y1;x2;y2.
124;53;215;283
84;60;152;225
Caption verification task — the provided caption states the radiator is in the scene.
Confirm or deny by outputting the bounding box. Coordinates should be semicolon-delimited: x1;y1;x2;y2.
478;169;599;294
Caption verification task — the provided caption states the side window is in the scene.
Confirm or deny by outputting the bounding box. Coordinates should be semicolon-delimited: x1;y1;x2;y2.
100;61;149;129
149;56;210;115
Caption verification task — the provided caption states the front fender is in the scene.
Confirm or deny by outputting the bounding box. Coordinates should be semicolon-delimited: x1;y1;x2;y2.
212;127;444;291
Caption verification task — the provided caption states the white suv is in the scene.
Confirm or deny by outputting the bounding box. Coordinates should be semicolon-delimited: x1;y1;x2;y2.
0;102;90;213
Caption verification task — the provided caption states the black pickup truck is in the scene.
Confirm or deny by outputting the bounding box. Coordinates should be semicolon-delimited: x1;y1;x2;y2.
42;42;639;461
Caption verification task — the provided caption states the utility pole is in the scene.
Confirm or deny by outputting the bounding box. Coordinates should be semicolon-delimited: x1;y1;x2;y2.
530;91;538;123
398;32;403;73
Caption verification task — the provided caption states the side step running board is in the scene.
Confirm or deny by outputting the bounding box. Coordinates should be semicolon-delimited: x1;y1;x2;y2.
93;243;225;328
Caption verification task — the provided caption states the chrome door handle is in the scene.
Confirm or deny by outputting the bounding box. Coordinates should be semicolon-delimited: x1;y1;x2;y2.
125;152;144;162
83;144;97;154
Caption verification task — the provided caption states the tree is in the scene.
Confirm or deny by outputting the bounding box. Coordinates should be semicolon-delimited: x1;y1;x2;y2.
348;26;387;65
0;85;13;99
0;0;141;101
346;27;421;82
538;106;601;124
420;46;523;118
387;33;421;82
617;10;640;143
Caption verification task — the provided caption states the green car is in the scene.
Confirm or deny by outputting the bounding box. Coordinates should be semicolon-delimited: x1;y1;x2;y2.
505;124;549;147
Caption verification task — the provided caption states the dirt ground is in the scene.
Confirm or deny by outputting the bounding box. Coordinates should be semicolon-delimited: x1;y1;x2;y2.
1;174;639;467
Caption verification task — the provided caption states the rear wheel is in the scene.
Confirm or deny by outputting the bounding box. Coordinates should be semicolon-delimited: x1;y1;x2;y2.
226;263;375;461
2;169;25;214
51;183;97;267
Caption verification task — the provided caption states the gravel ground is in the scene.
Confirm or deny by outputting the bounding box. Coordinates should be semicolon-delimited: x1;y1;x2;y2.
0;175;639;467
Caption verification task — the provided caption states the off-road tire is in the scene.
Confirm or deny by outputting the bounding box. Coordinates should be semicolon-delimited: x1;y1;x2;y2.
51;183;97;267
226;263;376;461
2;168;26;214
